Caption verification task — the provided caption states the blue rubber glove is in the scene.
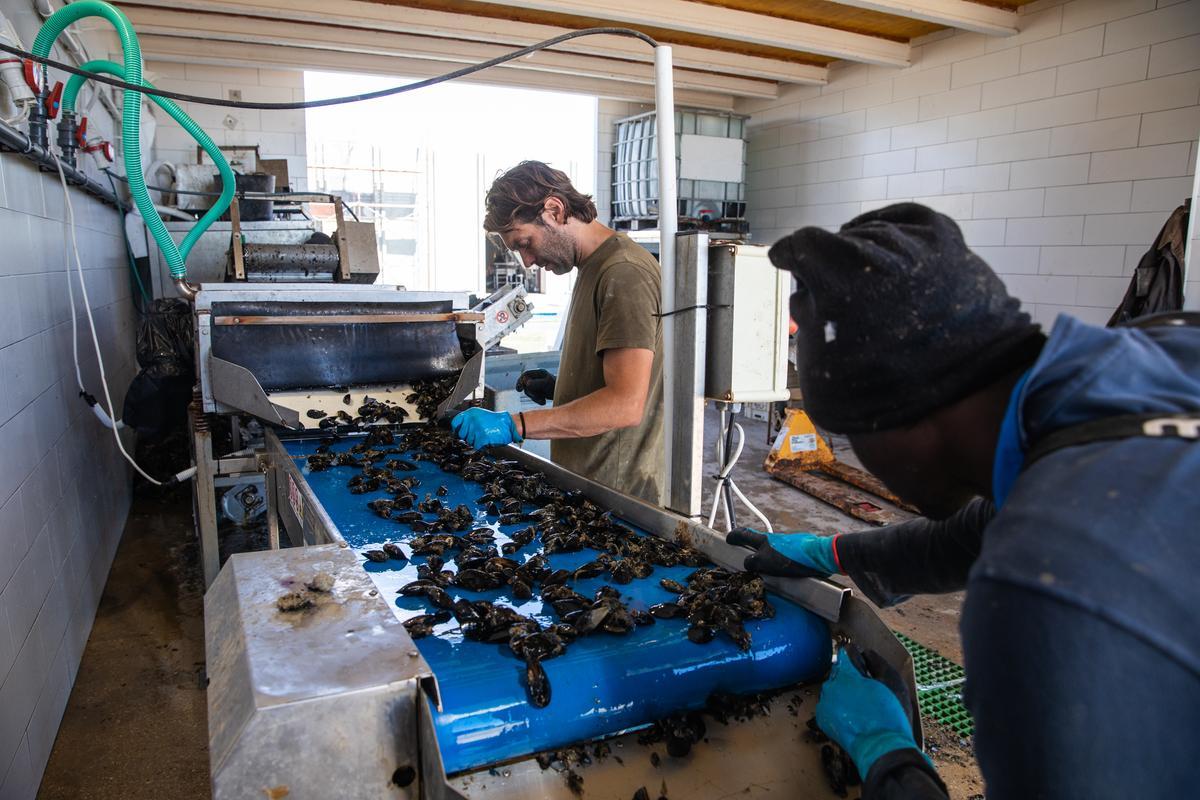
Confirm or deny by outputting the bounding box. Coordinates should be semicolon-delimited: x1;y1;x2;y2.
816;647;925;779
726;527;839;578
450;408;522;449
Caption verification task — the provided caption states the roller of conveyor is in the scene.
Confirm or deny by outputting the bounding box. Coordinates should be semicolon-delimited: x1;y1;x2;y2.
281;432;832;774
242;242;342;273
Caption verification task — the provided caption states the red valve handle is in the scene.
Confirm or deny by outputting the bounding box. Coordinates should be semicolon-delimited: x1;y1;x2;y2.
44;81;63;119
75;116;88;147
22;59;41;93
83;140;114;162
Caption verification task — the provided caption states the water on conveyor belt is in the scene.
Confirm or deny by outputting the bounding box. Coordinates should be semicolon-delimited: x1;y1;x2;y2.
283;430;831;774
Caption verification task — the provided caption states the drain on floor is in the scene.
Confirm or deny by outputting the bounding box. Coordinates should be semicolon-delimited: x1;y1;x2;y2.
895;632;973;738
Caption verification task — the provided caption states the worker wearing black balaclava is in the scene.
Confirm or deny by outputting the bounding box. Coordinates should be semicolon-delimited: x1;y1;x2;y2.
729;203;1200;799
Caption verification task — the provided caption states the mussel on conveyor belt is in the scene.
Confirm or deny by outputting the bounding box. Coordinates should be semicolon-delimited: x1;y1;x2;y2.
303;422;781;709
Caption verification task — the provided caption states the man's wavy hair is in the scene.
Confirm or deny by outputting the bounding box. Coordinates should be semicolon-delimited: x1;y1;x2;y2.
484;161;597;233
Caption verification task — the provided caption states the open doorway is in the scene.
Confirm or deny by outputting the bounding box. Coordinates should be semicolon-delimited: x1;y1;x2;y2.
304;71;598;352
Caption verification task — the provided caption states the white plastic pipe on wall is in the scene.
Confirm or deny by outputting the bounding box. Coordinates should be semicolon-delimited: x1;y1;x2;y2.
655;45;679;508
0;12;35;123
1184;130;1199;307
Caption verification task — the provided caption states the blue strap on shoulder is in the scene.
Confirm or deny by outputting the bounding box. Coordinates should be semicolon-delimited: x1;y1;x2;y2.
991;369;1032;509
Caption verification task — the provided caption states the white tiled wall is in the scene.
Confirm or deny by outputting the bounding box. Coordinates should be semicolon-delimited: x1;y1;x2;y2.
737;0;1200;325
0;5;137;796
146;61;309;191
0;149;136;800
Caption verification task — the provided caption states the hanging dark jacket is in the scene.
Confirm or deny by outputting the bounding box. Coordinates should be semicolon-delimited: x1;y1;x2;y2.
1107;201;1187;326
835;315;1200;800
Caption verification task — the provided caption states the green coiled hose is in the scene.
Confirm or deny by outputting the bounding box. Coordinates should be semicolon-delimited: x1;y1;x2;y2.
34;0;227;282
63;59;235;262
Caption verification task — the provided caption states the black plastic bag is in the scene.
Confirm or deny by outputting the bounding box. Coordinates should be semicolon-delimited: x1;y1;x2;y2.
123;298;195;437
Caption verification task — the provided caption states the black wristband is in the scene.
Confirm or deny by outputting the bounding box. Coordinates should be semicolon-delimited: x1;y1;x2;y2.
518;411;527;439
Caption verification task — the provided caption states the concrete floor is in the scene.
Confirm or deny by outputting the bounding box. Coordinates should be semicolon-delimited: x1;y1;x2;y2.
37;411;981;799
36;488;209;800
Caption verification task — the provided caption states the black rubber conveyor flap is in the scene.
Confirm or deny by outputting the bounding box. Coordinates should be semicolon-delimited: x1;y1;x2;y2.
210;300;467;391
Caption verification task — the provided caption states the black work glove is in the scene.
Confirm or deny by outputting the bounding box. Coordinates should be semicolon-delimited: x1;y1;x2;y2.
516;369;556;405
726;527;840;579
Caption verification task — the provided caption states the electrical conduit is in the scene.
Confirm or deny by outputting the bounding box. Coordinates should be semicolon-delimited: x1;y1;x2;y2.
62;59;235;264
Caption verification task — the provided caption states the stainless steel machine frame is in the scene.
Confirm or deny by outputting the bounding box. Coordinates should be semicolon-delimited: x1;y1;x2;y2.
194;283;476;417
201;428;922;799
206;543;438;800
191;283;480;587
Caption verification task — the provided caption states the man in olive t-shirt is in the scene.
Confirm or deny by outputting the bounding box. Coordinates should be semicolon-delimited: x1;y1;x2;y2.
450;161;665;505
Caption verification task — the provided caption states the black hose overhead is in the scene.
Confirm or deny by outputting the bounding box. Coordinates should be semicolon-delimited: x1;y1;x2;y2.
0;27;659;111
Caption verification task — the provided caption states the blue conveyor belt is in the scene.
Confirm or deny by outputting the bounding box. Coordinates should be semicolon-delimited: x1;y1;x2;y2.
283;433;831;774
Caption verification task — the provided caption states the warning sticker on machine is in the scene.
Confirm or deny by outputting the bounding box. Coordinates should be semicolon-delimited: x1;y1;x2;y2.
789;433;818;452
287;474;304;525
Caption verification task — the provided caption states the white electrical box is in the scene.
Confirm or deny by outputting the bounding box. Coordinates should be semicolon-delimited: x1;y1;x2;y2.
704;243;790;403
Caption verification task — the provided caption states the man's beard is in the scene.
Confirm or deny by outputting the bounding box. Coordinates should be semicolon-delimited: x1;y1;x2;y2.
536;225;577;274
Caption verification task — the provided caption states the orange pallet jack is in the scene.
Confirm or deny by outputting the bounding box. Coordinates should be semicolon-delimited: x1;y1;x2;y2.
764;409;919;526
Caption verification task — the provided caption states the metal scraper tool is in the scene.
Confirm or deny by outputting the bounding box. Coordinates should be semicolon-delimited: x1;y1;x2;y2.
434;350;484;422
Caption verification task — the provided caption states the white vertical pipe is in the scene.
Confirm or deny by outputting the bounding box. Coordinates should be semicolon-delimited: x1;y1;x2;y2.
1184;131;1199;303
655;45;679;506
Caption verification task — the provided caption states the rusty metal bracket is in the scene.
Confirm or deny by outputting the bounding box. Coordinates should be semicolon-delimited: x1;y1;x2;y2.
228;195;245;281
333;197;351;282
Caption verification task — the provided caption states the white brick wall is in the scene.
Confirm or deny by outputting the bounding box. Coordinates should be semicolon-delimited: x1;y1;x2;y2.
0;133;135;800
0;7;137;796
738;0;1200;324
146;61;309;191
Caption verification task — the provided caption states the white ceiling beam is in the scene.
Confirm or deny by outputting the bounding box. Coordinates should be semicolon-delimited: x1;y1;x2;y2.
135;34;738;110
831;0;1017;37
123;6;779;98
458;0;911;66
117;0;828;84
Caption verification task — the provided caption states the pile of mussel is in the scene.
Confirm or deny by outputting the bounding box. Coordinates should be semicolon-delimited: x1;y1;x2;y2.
307;395;411;428
307;425;777;708
407;375;458;420
305;372;456;430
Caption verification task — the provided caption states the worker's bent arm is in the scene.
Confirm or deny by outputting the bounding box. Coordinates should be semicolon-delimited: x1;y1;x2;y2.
517;348;652;439
835;497;994;608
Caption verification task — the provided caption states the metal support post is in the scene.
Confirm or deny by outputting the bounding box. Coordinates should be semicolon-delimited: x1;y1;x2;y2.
655;45;679;506
263;457;281;550
189;400;221;587
667;233;708;517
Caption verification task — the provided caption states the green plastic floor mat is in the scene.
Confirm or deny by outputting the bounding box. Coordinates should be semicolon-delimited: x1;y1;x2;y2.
894;632;974;738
